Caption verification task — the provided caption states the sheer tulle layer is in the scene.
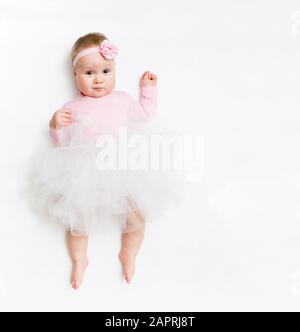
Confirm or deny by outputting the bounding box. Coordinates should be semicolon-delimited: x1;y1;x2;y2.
31;139;186;236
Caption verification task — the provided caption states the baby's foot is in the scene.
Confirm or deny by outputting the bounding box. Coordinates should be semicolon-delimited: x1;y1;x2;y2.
119;250;136;284
71;258;89;290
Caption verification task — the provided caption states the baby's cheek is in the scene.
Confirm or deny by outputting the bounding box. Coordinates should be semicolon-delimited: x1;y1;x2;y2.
81;77;89;88
78;76;90;90
108;78;116;91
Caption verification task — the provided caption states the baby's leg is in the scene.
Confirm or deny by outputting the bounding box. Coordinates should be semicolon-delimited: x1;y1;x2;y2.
67;231;89;290
119;198;145;284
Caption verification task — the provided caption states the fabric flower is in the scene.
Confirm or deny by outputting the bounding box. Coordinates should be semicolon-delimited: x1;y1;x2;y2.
99;40;118;60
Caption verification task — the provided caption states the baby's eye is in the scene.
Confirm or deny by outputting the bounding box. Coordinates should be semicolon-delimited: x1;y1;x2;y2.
85;71;94;76
103;69;111;74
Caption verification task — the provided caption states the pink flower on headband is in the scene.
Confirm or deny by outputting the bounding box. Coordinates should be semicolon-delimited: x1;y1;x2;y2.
99;40;118;60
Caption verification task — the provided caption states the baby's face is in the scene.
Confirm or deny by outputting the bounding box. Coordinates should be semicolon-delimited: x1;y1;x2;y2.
73;51;116;98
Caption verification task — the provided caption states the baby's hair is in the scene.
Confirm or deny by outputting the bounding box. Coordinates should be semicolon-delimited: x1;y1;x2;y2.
71;32;108;63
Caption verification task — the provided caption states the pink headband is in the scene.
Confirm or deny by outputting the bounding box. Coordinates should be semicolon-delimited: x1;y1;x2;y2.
73;39;118;67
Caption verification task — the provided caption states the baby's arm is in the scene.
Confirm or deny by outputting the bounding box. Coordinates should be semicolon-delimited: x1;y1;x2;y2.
127;71;158;121
49;108;72;146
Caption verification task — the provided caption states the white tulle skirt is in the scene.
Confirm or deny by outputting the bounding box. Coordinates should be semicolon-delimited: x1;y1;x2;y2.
30;121;187;236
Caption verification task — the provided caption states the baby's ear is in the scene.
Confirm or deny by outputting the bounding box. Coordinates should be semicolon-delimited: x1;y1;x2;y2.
72;68;77;77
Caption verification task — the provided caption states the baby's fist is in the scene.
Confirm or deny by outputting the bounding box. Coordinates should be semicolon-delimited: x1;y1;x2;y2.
141;71;158;87
49;109;72;130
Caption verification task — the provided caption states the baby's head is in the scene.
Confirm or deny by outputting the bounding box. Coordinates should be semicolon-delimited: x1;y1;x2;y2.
71;33;117;98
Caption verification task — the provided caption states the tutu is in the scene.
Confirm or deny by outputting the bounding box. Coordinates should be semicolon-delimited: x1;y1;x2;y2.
30;110;187;236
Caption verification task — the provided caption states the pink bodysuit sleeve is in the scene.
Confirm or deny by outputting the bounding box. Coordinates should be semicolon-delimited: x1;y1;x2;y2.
49;126;72;147
127;86;158;122
49;126;59;146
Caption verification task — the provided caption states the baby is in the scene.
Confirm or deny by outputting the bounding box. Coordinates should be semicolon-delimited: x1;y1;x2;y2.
49;33;158;289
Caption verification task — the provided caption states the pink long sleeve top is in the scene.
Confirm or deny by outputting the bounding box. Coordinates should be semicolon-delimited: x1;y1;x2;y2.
49;86;158;146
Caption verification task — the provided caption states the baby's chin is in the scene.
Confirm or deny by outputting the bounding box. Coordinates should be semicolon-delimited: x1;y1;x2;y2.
83;88;112;98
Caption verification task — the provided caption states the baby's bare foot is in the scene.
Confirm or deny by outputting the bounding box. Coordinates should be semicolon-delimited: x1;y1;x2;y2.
119;250;136;284
71;258;89;290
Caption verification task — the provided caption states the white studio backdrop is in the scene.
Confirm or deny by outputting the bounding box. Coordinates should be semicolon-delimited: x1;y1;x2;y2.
1;0;300;311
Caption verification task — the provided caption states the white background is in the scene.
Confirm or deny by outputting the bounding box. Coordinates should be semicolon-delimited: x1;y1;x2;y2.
1;0;300;312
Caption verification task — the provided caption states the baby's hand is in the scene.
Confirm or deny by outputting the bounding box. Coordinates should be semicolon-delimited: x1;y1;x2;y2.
49;109;72;130
140;71;158;87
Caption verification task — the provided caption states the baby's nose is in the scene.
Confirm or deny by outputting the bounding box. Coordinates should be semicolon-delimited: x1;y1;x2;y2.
94;75;104;83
